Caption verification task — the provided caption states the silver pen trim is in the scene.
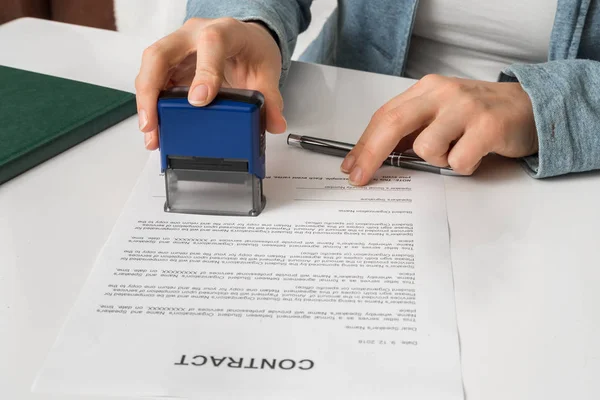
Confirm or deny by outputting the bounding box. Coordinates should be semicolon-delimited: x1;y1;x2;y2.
286;133;303;148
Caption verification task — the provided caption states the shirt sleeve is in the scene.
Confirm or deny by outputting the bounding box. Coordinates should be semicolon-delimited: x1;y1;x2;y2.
185;0;313;87
501;60;600;178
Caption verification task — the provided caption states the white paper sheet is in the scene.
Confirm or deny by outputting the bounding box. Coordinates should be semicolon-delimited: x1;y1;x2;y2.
33;134;463;400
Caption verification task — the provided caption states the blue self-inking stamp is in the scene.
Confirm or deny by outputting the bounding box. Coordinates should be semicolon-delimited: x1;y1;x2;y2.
157;87;266;216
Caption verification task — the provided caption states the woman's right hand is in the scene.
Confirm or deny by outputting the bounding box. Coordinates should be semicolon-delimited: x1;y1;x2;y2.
135;17;286;150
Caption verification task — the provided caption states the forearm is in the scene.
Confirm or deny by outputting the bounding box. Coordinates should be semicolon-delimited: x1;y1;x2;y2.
185;0;313;86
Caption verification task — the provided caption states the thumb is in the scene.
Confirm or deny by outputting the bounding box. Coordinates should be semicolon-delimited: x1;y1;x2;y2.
188;22;240;106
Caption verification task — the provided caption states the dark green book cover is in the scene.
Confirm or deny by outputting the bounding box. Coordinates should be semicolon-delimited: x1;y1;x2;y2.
0;65;137;184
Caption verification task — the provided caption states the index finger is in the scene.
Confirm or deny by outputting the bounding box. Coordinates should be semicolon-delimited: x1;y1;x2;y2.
340;80;429;173
346;96;435;186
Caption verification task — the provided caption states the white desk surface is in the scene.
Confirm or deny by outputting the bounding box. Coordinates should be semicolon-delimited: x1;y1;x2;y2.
1;18;599;400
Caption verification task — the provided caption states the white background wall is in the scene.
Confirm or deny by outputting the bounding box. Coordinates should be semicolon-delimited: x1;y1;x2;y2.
113;0;336;59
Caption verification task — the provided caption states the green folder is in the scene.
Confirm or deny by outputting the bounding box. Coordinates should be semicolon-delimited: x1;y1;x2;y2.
0;65;137;184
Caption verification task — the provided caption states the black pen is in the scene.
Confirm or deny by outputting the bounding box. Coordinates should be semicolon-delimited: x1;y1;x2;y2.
286;134;463;176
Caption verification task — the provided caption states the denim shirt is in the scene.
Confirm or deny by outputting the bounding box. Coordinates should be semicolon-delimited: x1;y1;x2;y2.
185;0;600;178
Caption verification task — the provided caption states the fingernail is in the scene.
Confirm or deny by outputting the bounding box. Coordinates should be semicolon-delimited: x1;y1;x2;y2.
189;84;208;105
341;155;355;173
282;115;287;130
349;166;363;185
144;131;152;148
138;109;148;130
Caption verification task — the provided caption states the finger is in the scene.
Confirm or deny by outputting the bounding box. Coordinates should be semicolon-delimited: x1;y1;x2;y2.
143;128;159;151
188;19;246;106
345;75;446;159
411;113;465;167
368;76;447;153
135;30;195;135
261;85;286;133
340;83;430;173
348;96;436;186
446;127;491;175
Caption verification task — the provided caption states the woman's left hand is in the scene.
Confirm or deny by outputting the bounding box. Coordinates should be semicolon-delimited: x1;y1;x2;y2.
341;74;539;185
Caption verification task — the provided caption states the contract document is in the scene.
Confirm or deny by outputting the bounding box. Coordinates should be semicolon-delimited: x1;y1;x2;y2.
33;135;464;400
